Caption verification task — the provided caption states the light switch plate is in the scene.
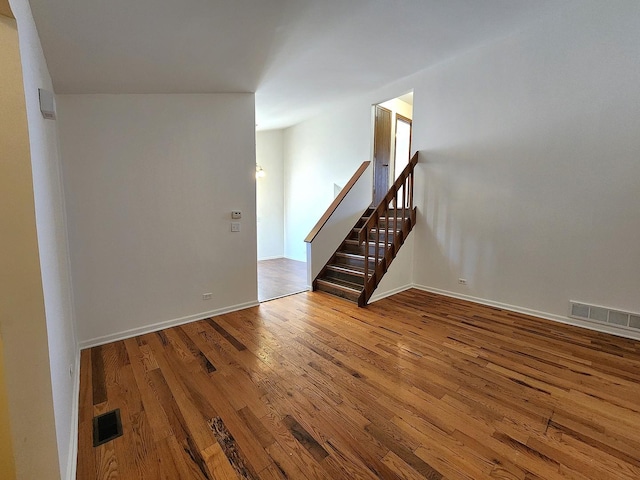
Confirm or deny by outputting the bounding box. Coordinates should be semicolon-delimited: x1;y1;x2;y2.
231;222;240;232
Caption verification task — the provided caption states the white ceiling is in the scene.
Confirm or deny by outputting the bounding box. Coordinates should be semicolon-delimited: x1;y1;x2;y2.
28;0;573;130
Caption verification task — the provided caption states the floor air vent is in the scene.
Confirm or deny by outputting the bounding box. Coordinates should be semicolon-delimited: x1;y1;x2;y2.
93;409;123;447
570;301;640;330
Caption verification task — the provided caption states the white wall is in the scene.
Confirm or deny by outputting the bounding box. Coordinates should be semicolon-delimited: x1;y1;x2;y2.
306;163;373;287
57;94;258;346
256;130;284;260
370;235;415;303
10;0;77;478
411;0;640;320
283;102;372;262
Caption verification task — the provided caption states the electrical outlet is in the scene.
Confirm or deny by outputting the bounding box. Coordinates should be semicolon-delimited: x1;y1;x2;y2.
231;211;242;219
202;293;212;300
458;278;467;285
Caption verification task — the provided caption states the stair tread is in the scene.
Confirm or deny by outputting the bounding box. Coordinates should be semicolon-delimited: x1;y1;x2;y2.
335;251;376;259
361;218;410;222
334;252;376;266
359;222;406;227
352;227;403;233
337;246;387;259
344;239;391;245
362;210;410;215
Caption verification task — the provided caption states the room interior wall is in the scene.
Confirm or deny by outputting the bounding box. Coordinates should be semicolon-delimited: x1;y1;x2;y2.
10;0;78;477
0;11;61;479
306;162;373;287
410;0;640;327
369;234;415;303
57;93;258;346
282;103;372;262
281;0;639;337
256;130;285;260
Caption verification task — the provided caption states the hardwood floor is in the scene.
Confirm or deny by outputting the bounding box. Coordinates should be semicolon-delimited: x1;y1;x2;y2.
258;258;307;302
77;289;640;479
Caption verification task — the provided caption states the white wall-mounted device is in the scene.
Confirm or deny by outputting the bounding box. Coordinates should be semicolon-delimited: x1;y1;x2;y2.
38;88;56;120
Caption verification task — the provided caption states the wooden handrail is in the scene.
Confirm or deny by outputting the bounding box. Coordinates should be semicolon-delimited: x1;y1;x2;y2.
304;161;371;243
357;152;418;305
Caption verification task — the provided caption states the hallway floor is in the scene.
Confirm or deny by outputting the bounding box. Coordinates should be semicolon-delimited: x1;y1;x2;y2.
258;258;307;302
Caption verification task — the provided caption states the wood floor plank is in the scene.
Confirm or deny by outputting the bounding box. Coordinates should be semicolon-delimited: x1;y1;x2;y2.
123;338;173;441
77;289;640;479
282;414;329;463
127;410;160;479
94;440;118;479
145;334;219;479
91;345;107;405
237;406;275;449
264;441;310;480
206;318;247;351
77;349;97;479
256;463;287;480
156;435;209;480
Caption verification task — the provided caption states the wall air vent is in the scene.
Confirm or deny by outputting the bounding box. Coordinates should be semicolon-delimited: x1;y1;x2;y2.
569;301;640;330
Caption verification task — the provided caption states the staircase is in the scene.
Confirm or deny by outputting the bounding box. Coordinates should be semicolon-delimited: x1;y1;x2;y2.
313;153;418;306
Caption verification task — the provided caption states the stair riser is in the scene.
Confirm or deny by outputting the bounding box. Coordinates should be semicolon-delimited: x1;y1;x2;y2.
316;283;359;303
350;231;398;244
342;243;387;257
324;270;365;286
356;218;408;229
334;256;375;270
366;228;402;239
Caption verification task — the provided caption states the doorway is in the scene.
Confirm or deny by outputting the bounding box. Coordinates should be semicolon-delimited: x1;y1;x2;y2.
255;130;308;302
371;92;413;206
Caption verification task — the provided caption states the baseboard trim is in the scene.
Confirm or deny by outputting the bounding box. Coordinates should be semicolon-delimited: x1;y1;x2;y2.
67;348;80;480
260;288;309;303
257;255;284;261
369;284;413;304
412;284;640;341
78;300;260;349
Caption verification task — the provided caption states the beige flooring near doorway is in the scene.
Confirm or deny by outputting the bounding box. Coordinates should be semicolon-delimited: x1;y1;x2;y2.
258;258;307;302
